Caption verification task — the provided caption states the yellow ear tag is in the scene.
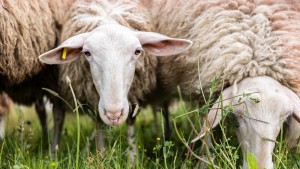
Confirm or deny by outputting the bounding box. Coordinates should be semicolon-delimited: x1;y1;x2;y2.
62;48;68;60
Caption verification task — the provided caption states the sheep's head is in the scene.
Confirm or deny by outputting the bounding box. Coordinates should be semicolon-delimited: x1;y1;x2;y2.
39;24;192;125
192;76;300;169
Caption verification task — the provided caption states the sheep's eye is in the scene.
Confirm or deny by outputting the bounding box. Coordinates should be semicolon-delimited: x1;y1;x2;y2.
134;48;143;55
83;50;91;57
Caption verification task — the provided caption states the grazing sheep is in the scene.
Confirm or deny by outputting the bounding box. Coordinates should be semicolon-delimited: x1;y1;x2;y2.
39;0;192;162
147;0;300;168
195;76;300;168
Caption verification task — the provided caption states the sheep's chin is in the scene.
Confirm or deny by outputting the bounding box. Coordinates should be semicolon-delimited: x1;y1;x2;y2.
100;112;128;125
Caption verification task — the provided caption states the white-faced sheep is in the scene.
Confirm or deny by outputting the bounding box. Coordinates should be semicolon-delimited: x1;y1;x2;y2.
0;0;78;151
147;0;300;168
38;0;192;162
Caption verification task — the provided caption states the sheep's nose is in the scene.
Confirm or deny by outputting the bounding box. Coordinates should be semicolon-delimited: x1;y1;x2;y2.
105;109;123;123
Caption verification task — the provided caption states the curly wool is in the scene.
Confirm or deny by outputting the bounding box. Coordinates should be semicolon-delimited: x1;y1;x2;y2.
49;0;78;40
151;0;300;100
253;0;300;95
57;0;157;107
0;0;57;85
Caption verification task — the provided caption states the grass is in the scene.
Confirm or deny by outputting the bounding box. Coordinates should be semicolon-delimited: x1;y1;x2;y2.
1;82;300;168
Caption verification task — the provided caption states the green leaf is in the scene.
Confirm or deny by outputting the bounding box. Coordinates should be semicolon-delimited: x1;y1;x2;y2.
247;153;258;169
250;97;260;103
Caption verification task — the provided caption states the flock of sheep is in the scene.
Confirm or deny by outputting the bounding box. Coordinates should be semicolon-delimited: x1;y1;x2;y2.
1;0;300;168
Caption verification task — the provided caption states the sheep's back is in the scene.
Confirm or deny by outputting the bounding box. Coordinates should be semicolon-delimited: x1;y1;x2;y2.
253;0;300;95
0;0;56;85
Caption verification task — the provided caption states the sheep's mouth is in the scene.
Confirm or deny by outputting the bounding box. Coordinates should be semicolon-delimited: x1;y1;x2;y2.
105;110;123;125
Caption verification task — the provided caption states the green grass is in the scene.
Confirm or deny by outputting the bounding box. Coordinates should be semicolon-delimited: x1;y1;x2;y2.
1;100;300;169
1;79;300;168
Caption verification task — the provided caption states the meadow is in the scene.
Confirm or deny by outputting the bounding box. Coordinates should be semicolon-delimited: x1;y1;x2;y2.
1;85;300;169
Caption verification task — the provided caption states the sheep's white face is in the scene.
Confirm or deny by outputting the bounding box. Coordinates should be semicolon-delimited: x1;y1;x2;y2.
232;77;293;169
83;26;142;125
39;24;192;125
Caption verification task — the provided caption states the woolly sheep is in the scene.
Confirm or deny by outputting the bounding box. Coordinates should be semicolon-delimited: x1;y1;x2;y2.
0;0;56;138
39;0;191;136
40;0;191;124
148;0;300;168
38;0;192;162
0;0;78;151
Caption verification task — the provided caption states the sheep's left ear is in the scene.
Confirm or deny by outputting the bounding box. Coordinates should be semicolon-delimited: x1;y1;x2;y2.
39;32;90;64
282;86;300;123
191;86;234;143
135;31;193;56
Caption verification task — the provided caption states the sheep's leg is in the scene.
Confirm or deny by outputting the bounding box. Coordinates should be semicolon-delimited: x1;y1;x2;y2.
96;122;106;151
52;101;65;156
85;127;106;154
162;101;172;141
35;97;48;143
152;102;171;140
287;117;300;151
127;116;136;165
152;105;159;130
85;116;106;153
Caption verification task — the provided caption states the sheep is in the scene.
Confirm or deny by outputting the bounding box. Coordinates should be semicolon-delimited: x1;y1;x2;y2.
147;0;300;168
0;0;79;152
38;0;192;162
195;76;300;168
0;0;56;139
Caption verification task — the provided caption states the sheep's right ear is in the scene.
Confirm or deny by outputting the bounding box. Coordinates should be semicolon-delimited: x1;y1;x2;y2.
135;31;193;56
39;33;89;64
191;86;234;143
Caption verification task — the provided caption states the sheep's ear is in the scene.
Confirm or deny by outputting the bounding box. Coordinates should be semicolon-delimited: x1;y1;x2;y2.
191;86;234;143
282;86;300;123
135;31;193;56
39;33;89;64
